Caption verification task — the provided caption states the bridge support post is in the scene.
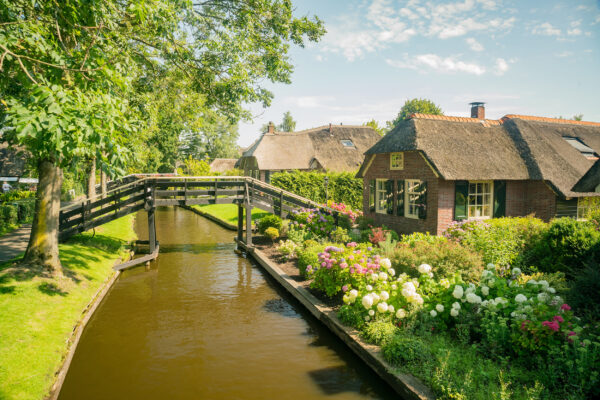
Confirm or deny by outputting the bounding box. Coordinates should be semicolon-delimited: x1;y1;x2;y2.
245;201;252;246
237;203;244;243
148;207;156;254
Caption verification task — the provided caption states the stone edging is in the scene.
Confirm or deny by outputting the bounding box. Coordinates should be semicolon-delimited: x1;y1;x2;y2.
180;205;240;231
46;256;130;400
237;241;435;400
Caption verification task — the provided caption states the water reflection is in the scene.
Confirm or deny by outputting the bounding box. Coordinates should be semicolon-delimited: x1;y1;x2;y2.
58;208;399;400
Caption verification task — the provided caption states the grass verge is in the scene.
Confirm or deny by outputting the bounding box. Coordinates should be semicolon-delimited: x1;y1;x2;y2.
0;223;20;238
193;204;269;227
0;214;136;400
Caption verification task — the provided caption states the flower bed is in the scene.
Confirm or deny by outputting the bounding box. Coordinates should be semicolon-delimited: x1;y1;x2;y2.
258;206;600;399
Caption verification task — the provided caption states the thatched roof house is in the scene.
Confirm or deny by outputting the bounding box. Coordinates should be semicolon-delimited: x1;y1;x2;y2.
357;103;600;235
209;158;238;173
238;123;380;182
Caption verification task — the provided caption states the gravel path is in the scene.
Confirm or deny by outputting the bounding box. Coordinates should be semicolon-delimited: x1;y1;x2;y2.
0;224;31;264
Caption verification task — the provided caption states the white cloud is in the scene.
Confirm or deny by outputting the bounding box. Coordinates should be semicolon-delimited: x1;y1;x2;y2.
386;54;486;75
567;28;582;36
571;20;582;27
284;96;335;108
494;58;509;75
466;37;484;51
555;51;573;58
315;55;324;62
532;22;561;36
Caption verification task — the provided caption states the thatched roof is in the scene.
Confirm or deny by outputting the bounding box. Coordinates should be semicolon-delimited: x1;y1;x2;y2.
572;159;600;193
0;142;27;177
209;158;238;173
358;114;600;198
239;125;380;172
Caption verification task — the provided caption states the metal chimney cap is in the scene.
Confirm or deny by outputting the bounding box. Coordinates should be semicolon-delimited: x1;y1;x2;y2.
469;102;485;106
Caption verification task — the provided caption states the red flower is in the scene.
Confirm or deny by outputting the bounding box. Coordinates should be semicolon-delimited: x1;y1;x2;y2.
553;315;564;323
560;304;571;311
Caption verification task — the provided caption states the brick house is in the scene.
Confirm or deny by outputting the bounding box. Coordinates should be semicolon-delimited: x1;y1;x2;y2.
237;123;380;183
356;103;600;235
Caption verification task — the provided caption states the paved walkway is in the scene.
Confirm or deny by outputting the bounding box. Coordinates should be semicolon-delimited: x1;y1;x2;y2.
0;224;31;264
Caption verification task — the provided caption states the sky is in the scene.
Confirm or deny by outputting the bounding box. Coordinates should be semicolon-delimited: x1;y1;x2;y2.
237;0;600;147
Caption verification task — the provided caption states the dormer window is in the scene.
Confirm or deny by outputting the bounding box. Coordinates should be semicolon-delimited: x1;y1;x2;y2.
341;139;355;148
563;137;598;158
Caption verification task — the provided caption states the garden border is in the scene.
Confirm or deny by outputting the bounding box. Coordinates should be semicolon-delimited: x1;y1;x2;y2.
236;240;435;400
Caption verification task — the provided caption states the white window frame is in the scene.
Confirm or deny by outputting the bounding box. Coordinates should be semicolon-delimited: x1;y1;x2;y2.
390;152;404;170
340;139;355;148
375;179;388;214
577;197;600;220
467;181;493;219
405;179;423;219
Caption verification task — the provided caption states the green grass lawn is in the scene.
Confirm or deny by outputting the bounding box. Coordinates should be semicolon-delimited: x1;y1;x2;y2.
0;215;136;400
193;203;270;226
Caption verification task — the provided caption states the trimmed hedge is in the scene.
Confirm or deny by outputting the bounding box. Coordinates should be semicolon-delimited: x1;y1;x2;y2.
270;170;362;209
0;200;35;233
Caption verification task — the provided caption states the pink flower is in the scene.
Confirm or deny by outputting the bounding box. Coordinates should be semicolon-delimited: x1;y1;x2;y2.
553;315;564;323
347;242;358;248
560;304;571;311
340;262;348;269
567;331;576;337
342;285;349;292
542;320;560;332
321;262;326;267
520;320;530;331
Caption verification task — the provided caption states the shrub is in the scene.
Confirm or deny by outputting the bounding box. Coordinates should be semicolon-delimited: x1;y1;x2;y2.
257;214;283;234
330;226;351;243
337;304;366;330
400;232;448;246
296;243;322;277
567;261;600;323
264;227;279;241
368;226;399;245
521;218;600;277
444;217;547;267
361;321;398;345
1;204;18;225
382;335;432;366
356;216;374;230
277;240;298;261
392;241;484;282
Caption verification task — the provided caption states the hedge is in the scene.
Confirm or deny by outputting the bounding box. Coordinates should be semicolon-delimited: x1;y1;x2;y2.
270;170;362;209
0;200;35;233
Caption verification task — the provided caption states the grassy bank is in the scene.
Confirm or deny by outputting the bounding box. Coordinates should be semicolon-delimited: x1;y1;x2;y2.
0;214;136;400
193;204;269;227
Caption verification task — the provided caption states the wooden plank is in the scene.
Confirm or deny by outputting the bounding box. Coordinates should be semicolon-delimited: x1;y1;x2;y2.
88;192;145;220
59;203;144;241
155;189;242;197
155;197;239;206
113;243;160;271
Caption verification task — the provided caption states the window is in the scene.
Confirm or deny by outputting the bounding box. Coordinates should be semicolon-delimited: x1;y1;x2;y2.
577;197;600;220
468;181;493;219
341;139;355;148
390;152;404;170
564;137;597;158
376;179;393;214
405;180;426;219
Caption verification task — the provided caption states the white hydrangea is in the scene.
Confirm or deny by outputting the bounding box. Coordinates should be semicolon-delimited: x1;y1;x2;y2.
527;279;537;285
537;292;549;303
396;308;406;319
466;286;475;295
417;264;432;274
388;268;396;277
365;316;370;322
380;291;390;301
440;279;450;289
436;304;444;312
371;273;378;282
538;280;549;289
452;302;461;310
450;308;459;317
378;272;388;281
391;284;397;290
368;310;375;316
388;305;395;313
482;270;494;279
515;294;527;303
430;310;437;317
546;287;556;294
377;302;389;313
362;295;373;309
380;258;391;269
452;285;464;299
486;263;496;270
466;293;482;304
349;289;358;299
371;293;380;305
366;285;373;291
481;286;489;296
512;267;522;276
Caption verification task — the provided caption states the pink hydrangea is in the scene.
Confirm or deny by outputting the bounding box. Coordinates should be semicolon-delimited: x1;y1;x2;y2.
542;320;560;332
560;304;571;311
553;315;564;323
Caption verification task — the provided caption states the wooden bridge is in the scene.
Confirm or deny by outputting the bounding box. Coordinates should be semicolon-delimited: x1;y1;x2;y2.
59;175;333;270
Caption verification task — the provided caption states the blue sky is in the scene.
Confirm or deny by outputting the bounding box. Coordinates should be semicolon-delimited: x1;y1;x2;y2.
237;0;600;147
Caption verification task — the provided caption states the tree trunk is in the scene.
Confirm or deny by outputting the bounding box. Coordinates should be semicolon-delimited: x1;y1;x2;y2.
24;159;63;276
100;167;107;199
87;156;96;200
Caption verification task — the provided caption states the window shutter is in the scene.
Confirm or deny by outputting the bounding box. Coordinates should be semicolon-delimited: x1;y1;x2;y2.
493;180;506;218
386;180;394;214
396;180;405;216
454;181;468;221
418;181;427;219
369;180;375;212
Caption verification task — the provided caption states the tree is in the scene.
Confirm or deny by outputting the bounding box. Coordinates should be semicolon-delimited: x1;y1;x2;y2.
179;112;239;162
278;111;297;132
388;98;444;128
364;119;386;136
573;114;584;121
0;0;325;274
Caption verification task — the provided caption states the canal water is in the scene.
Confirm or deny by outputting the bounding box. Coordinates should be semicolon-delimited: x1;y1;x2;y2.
58;207;398;400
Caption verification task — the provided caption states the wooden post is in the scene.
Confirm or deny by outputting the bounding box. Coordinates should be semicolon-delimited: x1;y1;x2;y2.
214;179;218;204
279;190;284;218
237;203;244;243
148;207;156;254
245;201;252;246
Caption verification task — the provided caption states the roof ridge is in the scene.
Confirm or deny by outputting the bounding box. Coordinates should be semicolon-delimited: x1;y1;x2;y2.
272;124;375;135
501;114;600;127
410;113;501;125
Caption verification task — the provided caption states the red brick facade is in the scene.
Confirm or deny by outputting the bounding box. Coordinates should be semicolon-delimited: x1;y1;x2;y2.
362;152;558;236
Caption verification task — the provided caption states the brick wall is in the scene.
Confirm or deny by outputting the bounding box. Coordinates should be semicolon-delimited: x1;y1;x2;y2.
505;181;526;216
437;180;454;234
524;181;556;221
362;151;440;235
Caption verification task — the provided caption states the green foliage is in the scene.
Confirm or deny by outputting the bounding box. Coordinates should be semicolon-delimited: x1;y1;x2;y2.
177;156;211;177
389;98;443;127
378;233;398;258
567;262;600;322
271;170;363;209
361;321;398;345
257;215;283;235
330;227;351;243
0;190;35;203
296;243;322;277
277;240;298;261
392;241;484;282
337;304;366;330
521;218;600;277
382;335;432;366
264;227;279;241
279;111;297;132
363;119;386;136
400;232;448;246
0;201;35;234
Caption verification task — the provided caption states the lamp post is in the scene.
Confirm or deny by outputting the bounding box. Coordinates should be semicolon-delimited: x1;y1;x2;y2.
324;176;329;204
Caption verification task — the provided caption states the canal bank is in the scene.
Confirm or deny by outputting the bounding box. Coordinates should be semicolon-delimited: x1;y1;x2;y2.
57;207;399;400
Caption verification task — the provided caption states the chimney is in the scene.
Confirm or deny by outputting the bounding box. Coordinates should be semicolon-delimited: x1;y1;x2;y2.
329;123;332;133
267;121;275;134
470;102;485;119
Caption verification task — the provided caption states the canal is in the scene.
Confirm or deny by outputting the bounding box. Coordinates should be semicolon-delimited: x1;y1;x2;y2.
58;207;398;399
